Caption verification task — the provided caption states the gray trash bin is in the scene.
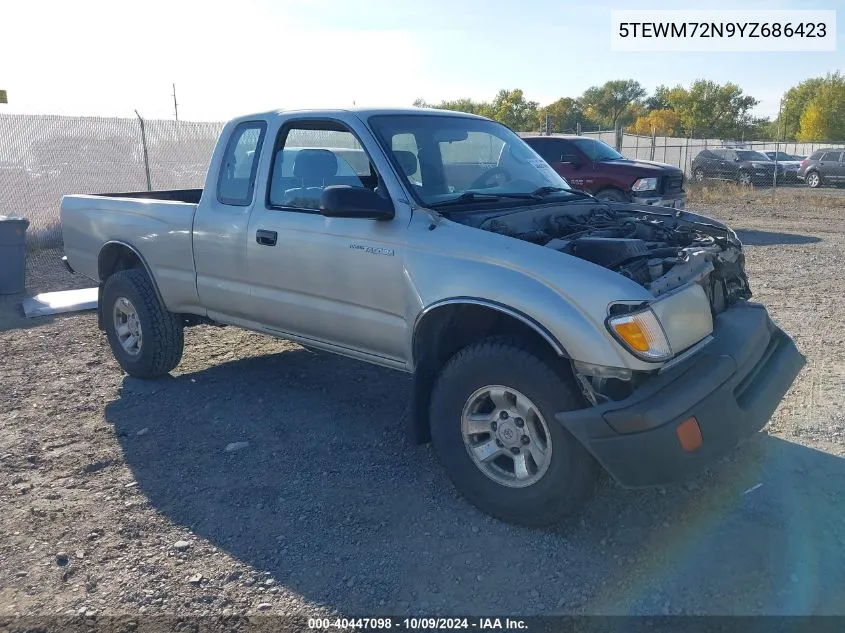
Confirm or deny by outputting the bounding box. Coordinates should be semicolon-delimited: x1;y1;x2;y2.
0;215;29;295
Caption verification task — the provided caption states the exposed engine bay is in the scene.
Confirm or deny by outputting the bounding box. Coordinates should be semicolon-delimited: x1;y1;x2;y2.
467;203;752;313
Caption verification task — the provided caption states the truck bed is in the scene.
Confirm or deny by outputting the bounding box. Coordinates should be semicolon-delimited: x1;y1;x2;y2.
60;192;201;312
94;189;203;204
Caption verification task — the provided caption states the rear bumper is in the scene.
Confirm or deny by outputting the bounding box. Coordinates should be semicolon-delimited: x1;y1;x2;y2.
632;192;685;209
557;304;804;487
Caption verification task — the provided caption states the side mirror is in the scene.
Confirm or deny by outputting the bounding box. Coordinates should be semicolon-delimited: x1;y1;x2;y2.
559;154;582;167
320;185;394;220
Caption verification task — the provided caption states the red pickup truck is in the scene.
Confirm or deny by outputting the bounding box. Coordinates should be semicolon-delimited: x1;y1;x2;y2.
523;135;686;209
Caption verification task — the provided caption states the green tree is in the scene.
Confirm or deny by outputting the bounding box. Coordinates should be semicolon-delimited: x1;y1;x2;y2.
578;80;646;129
435;97;489;115
743;117;775;141
796;77;845;141
420;89;538;130
536;97;582;133
665;80;758;138
644;85;671;111
778;76;827;140
485;89;539;131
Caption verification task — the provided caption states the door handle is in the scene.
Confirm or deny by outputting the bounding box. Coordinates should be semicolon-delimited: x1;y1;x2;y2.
256;229;277;246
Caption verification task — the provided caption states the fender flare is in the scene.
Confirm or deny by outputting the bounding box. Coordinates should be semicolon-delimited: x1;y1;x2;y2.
411;296;569;369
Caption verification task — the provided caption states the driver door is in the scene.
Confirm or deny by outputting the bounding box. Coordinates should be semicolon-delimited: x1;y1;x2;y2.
245;118;408;364
539;139;588;190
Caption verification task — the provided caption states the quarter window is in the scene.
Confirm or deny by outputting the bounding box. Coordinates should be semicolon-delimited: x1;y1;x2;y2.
217;122;266;206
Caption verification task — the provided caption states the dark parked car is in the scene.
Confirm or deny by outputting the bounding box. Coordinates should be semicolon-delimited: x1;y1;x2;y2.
763;151;803;182
523;135;685;208
692;148;783;185
797;148;845;188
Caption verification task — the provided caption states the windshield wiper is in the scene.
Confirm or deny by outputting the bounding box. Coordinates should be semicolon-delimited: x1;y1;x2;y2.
531;186;594;200
427;191;505;207
428;190;540;208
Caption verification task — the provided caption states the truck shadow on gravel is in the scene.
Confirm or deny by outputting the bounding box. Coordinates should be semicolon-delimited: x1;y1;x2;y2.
105;349;845;615
734;229;821;246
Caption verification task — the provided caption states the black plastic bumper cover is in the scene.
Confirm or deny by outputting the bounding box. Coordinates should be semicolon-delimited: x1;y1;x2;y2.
557;304;805;487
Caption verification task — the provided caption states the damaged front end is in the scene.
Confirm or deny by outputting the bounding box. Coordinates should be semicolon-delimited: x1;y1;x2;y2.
484;205;751;314
476;203;754;406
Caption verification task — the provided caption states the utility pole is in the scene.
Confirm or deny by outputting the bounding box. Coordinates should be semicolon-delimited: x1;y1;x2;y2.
172;83;179;121
772;97;783;198
135;110;152;191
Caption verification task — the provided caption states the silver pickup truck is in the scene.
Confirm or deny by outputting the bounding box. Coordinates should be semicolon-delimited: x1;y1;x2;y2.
61;108;804;526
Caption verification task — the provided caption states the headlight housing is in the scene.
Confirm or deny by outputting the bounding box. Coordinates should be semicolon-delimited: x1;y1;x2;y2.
606;307;672;362
631;177;658;192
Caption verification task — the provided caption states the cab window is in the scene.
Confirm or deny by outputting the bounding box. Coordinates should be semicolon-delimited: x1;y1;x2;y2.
267;121;382;211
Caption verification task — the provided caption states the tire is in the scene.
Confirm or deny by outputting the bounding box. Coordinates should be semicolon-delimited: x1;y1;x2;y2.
102;269;184;378
738;170;752;186
429;338;597;526
693;167;706;183
805;171;821;188
594;188;628;203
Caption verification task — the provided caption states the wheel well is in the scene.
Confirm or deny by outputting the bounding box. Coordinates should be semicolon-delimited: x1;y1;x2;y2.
408;303;570;445
98;243;145;281
97;243;155;330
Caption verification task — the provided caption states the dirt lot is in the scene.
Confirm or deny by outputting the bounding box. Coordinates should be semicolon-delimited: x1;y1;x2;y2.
2;187;845;619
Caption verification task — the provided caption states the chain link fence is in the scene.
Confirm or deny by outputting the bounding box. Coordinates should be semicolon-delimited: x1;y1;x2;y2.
4;113;845;253
0;114;224;249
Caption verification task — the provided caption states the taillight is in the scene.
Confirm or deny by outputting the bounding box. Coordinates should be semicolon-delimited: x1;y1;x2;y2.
800;159;808;168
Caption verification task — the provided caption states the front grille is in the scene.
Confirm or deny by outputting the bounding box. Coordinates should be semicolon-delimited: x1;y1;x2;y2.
662;174;684;195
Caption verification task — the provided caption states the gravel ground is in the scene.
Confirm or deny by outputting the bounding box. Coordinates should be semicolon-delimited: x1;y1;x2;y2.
2;188;844;619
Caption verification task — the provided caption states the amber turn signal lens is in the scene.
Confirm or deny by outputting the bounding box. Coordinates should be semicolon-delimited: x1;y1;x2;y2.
677;417;703;452
612;321;650;352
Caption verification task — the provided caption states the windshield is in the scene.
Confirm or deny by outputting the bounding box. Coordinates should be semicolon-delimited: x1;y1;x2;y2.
768;151;795;161
368;114;572;207
571;138;624;161
737;151;770;162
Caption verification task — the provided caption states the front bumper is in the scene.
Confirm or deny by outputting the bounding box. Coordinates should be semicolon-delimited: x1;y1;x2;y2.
557;304;804;487
632;192;685;209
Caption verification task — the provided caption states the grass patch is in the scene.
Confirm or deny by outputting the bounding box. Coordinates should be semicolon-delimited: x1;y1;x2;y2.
686;182;845;209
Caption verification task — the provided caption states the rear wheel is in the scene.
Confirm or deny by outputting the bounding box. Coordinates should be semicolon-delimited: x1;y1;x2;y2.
429;338;597;526
102;269;184;378
805;171;821;188
693;167;706;183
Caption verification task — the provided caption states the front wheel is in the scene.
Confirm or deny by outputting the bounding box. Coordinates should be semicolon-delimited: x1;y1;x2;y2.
102;269;184;378
429;338;597;526
738;170;752;186
693;167;706;183
594;188;628;203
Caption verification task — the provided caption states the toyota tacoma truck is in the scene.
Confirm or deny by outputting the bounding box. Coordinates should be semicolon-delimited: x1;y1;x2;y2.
61;108;804;526
522;135;686;208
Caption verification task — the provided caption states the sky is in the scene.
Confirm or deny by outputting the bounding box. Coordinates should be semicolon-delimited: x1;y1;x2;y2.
0;0;842;122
